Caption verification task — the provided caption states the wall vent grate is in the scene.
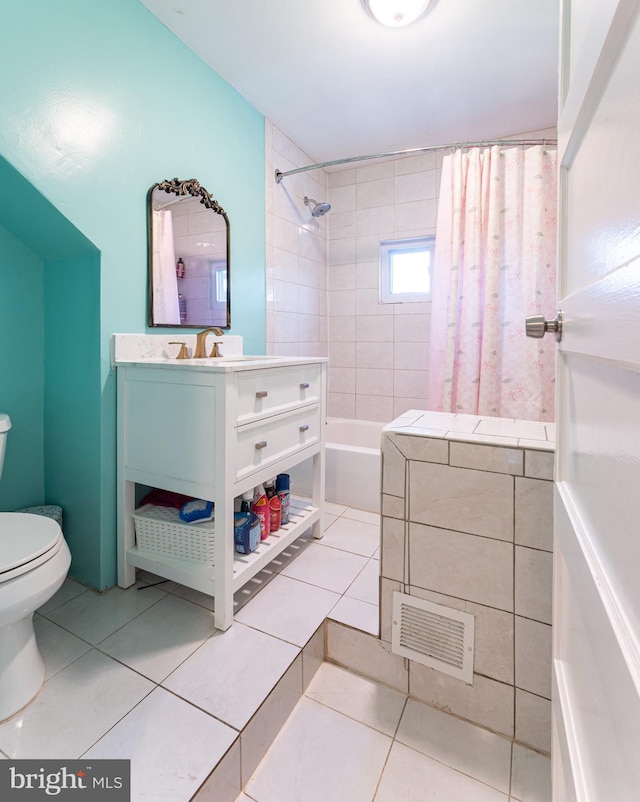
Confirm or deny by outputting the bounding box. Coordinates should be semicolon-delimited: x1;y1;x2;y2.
391;592;475;684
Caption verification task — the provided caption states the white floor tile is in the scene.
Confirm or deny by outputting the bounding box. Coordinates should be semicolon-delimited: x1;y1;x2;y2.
84;687;237;802
324;501;348;516
162;622;298;730
170;584;214;610
262;532;313;572
44;585;167;644
319;516;380;557
343;507;381;526
240;657;302;786
234;575;340;647
98;594;216;682
375;742;509;802
232;536;314;615
33;616;91;679
511;744;551;802
233;568;278;613
246;697;391;802
323;512;339;531
396;699;512;793
195;740;241;801
136;570;178;592
305;663;405;736
328;596;379;636
0;650;153;759
281;542;368;594
37;576;88;615
345;558;380;605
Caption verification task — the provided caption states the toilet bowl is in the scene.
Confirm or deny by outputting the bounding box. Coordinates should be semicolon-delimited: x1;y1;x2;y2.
0;412;72;722
0;513;71;721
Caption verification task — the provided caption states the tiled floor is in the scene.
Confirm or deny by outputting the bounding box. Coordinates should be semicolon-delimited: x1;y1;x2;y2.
242;663;551;802
0;501;550;801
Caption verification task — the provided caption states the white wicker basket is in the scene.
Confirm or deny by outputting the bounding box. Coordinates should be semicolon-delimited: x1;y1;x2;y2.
133;504;216;564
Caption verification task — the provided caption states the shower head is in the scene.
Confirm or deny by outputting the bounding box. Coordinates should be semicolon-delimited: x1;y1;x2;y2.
304;196;331;217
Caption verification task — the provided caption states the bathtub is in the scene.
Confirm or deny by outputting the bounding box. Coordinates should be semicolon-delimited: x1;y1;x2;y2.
291;417;384;513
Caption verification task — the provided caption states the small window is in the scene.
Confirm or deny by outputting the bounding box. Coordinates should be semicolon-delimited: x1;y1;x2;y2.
379;236;434;303
215;265;227;303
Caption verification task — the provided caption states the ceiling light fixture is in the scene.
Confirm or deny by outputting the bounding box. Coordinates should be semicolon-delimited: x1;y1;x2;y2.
362;0;432;27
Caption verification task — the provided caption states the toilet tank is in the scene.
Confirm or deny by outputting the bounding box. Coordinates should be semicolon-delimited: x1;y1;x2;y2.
0;413;11;479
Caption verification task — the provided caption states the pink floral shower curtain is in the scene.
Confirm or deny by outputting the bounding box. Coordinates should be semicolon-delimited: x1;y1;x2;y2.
428;145;557;421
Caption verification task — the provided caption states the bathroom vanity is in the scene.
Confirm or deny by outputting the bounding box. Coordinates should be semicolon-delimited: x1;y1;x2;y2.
113;335;326;630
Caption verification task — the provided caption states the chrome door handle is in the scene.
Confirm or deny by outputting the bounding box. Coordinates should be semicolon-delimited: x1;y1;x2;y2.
299;425;309;432
300;382;310;390
525;310;563;342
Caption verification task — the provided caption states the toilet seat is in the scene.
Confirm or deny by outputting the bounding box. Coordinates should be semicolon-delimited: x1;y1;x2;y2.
0;514;63;584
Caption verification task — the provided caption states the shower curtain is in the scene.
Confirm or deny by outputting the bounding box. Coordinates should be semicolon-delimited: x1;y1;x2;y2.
151;209;181;325
428;145;557;421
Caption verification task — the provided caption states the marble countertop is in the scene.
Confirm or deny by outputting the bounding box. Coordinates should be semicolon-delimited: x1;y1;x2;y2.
111;333;327;372
113;355;328;372
383;410;555;451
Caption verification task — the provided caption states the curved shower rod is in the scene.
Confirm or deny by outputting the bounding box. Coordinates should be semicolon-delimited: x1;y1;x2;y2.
274;138;557;183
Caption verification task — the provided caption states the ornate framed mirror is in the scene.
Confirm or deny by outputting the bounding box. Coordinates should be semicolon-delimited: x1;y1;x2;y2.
147;178;230;328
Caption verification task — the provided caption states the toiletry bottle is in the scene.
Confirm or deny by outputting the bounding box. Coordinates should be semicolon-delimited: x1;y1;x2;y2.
276;474;290;525
264;478;277;499
269;494;281;533
234;512;252;554
252;487;270;540
240;489;254;514
248;512;261;551
176;257;185;278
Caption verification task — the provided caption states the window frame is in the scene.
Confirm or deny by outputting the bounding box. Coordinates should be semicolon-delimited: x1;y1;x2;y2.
378;235;435;304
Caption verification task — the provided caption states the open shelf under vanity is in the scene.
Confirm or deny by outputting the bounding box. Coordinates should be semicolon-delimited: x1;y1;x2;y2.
115;344;327;631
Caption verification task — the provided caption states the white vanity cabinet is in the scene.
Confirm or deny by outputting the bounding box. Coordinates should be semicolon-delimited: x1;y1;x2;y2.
116;356;326;630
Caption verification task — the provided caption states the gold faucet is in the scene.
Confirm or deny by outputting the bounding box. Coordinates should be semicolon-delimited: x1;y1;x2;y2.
193;327;224;358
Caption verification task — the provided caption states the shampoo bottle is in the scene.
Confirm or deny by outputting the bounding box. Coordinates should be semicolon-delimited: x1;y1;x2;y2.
269;494;281;533
252;488;270;540
276;474;290;525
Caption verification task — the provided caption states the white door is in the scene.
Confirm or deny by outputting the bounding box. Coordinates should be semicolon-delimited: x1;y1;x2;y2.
553;1;640;799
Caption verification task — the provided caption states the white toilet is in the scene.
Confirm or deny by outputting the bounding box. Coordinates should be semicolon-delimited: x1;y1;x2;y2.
0;413;71;722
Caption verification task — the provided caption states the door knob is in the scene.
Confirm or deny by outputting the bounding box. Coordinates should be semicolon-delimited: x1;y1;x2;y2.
525;310;563;342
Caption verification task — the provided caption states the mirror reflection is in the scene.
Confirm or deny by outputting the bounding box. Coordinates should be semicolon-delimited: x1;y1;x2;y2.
148;178;230;328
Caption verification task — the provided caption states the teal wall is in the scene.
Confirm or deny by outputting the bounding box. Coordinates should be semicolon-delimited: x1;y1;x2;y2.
44;254;102;583
0;0;266;588
0;155;102;584
0;225;45;510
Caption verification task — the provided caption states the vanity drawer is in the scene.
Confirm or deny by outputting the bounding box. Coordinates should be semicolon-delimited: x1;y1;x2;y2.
235;364;321;425
234;405;321;482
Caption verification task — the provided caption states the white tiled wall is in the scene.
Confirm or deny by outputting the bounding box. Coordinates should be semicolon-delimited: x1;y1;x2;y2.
171;197;228;327
327;153;439;421
380;421;554;753
265;120;328;357
265;125;556;418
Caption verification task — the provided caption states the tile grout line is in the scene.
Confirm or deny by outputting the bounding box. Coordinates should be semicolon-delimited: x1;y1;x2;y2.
77;684;158;760
31;500;542;798
39;585;170;647
512;473;518;744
